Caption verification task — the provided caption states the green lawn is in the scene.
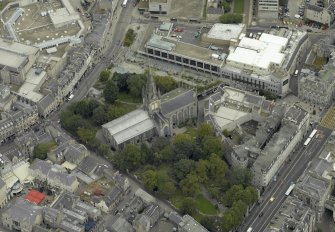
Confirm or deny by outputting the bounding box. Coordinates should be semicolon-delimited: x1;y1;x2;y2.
195;195;218;215
233;0;244;14
117;92;142;103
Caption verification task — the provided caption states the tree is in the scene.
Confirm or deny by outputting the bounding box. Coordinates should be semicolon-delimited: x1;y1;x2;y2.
197;123;213;141
154;76;177;94
172;159;196;182
77;127;97;144
151;137;170;152
97;143;109;157
202;136;223;157
231;200;247;221
223;185;244;207
123;29;137;47
195;159;209;183
103;80;119;103
33;141;56;160
222;1;231;13
113;72;129;92
73;99;100;118
180;173;201;197
112;144;144;171
242;186;258;205
157;169;176;197
127;74;146;98
219;13;243;24
60;111;88;135
160;145;175;162
222;210;237;232
173;134;195;159
230;165;253;186
159;181;176;198
92;105;108;126
143;170;158;192
208;154;228;181
180;197;197;215
107;103;135;120
200;216;217;232
99;69;110;82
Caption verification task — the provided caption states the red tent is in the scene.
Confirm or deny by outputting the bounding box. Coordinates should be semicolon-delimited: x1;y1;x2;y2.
25;190;45;205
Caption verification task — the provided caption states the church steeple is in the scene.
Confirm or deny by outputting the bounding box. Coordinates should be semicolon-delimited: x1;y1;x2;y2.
146;70;158;101
143;70;160;115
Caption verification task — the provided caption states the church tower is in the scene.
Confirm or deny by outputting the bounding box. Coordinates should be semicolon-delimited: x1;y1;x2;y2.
143;71;161;115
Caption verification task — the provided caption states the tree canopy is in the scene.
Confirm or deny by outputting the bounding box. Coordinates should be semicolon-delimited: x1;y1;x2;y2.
33;141;56;160
103;80;119;103
112;144;144;171
99;69;110;82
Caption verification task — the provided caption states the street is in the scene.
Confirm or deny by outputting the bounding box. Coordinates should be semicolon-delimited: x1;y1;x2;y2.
241;126;332;232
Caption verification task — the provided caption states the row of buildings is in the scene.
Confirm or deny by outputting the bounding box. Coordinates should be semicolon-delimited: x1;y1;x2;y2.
0;0;116;145
265;131;335;231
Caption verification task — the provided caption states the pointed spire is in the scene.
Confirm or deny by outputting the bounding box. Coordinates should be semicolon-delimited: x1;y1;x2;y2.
145;67;158;101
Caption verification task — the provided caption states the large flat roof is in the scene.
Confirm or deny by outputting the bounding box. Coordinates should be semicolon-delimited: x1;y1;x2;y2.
206;23;245;41
0;38;38;69
0;38;39;55
146;35;225;66
17;68;46;102
227;34;288;70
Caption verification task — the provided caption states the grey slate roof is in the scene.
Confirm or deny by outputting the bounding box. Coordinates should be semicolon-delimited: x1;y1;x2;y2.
108;216;134;232
161;89;196;115
30;159;78;188
30;159;52;176
102;109;156;145
0;178;6;189
105;186;123;208
5;198;43;225
38;94;55;111
78;156;100;175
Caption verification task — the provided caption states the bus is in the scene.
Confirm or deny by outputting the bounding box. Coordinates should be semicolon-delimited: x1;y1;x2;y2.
309;129;317;139
121;0;128;7
304;137;311;146
285;183;295;196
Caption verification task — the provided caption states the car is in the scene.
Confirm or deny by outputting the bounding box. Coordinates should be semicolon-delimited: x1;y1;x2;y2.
175;27;184;32
259;212;264;217
270;197;275;202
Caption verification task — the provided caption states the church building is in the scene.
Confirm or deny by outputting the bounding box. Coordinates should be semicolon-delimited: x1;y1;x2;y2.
102;73;197;150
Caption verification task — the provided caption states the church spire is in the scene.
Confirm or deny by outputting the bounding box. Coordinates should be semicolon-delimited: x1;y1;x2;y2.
145;69;158;101
143;68;161;114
